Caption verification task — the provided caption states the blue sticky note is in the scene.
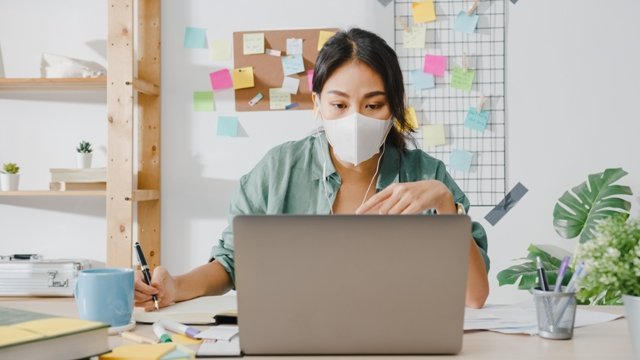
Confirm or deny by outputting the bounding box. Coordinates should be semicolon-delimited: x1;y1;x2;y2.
217;116;238;137
464;107;490;132
450;149;473;173
453;11;479;34
281;55;305;76
184;27;207;48
411;70;435;90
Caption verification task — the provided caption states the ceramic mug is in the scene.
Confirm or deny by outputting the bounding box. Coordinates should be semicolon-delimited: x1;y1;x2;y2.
75;268;134;327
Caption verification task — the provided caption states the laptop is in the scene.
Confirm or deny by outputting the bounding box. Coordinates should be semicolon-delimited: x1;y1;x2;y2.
233;215;471;355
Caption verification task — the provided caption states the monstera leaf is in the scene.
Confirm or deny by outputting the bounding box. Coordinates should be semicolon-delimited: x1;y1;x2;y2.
497;244;572;290
553;168;632;243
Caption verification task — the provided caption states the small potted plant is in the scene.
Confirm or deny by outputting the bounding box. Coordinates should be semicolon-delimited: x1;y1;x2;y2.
76;140;93;168
0;163;20;191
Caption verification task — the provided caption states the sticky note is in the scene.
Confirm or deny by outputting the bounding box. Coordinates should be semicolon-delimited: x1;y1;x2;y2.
269;88;291;110
405;107;419;130
193;91;215;112
232;67;255;90
423;124;445;147
403;25;426;49
211;40;231;61
184;27;207;48
411;70;435;90
217;116;239;137
454;11;479;34
450;68;475;91
424;55;447;77
464;106;490;132
266;49;282;56
209;69;233;91
282;76;300;94
318;31;336;51
243;33;264;55
412;0;436;23
307;70;314;91
450;149;473;173
286;38;303;55
281;54;305;76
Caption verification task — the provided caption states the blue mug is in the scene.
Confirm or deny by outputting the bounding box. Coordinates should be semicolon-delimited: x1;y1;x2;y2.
75;268;134;327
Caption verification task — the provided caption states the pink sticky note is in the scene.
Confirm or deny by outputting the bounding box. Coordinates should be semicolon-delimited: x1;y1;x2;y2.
423;55;447;77
307;70;314;91
209;69;233;91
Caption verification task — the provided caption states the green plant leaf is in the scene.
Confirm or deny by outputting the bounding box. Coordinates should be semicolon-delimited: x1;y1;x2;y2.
496;244;572;290
553;168;632;243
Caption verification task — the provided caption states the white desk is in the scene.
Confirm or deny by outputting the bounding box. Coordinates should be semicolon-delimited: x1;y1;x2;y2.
0;297;633;359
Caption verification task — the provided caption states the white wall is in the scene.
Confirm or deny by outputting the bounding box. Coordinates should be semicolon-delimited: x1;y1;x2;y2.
1;0;639;304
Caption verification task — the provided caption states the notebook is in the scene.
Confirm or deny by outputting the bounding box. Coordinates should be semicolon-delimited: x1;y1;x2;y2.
234;215;472;355
133;295;237;325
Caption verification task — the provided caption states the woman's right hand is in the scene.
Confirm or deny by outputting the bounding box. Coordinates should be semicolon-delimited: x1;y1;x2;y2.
134;266;178;311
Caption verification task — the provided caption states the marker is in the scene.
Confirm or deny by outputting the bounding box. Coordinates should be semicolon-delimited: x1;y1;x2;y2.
554;256;571;292
536;256;549;291
134;241;159;311
153;322;173;343
159;319;201;338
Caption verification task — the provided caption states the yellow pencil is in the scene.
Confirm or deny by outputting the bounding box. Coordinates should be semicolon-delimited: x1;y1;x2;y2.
120;331;158;344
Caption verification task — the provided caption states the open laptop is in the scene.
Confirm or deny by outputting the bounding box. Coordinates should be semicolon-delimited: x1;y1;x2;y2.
233;215;471;355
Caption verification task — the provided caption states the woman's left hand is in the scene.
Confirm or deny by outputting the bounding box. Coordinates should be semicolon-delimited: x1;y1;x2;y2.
355;180;456;215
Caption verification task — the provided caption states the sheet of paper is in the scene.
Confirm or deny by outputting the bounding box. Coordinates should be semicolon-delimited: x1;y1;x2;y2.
307;70;314;91
211;40;231;61
423;124;445;147
193;91;215;112
286;38;303;55
403;25;426;49
209;69;233;91
232;67;255;90
454;11;480;34
450;149;473;173
243;33;265;55
197;338;241;357
196;325;239;341
282;76;300;94
269;88;291;110
424;55;447;77
317;30;336;50
217;116;239;137
184;27;207;48
450;68;475;91
464;106;489;132
411;69;435;90
412;0;436;23
281;54;305;76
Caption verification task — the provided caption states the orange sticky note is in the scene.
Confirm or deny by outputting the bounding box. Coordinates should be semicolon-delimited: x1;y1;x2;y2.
318;31;336;51
412;0;436;23
232;67;254;90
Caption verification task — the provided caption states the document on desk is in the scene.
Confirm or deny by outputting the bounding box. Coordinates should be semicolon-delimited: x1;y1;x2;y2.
197;337;241;357
196;325;239;341
464;302;623;335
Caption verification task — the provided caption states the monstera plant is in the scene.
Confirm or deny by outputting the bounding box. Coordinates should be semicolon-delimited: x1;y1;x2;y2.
497;168;633;296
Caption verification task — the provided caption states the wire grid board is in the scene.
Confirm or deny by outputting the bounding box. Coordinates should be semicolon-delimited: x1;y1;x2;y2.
394;0;506;207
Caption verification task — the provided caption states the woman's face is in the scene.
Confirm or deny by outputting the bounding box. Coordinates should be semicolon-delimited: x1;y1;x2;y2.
315;60;392;121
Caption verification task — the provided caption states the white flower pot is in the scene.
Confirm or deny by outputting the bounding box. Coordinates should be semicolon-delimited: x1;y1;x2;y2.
0;173;20;191
623;295;640;360
77;153;93;168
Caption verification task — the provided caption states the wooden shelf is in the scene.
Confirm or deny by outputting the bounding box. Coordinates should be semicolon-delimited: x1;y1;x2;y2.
0;190;106;197
0;77;107;90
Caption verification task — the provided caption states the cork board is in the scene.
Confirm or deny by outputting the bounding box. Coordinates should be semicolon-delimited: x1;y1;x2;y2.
233;28;338;112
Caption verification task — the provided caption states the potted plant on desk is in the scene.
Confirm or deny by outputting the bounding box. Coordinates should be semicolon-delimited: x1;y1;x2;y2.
76;140;93;168
0;163;21;191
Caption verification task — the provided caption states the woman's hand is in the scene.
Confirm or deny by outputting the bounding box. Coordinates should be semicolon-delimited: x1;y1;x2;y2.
134;266;178;311
355;180;455;215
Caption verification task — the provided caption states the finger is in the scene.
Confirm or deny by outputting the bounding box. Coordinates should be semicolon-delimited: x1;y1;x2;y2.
135;277;157;296
376;194;401;215
400;203;423;215
356;188;392;214
386;196;412;215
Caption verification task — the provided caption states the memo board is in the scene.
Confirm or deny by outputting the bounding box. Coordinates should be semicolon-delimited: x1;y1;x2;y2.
233;28;339;112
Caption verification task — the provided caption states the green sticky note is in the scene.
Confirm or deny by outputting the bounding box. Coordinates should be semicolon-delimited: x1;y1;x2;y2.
423;124;445;147
450;68;475;91
193;91;215;112
211;40;231;61
217;116;239;137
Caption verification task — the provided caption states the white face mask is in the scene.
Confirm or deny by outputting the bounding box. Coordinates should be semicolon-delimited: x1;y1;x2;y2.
321;110;393;166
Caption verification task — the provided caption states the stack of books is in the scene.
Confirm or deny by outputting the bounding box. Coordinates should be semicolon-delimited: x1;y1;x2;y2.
49;167;107;191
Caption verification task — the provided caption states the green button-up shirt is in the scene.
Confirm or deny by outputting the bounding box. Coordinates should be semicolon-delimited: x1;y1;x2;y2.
211;133;489;285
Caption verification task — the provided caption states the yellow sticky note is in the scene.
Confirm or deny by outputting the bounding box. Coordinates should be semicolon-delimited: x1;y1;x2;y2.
318;31;336;51
412;0;436;23
232;67;254;90
211;40;231;61
403;25;426;49
100;343;175;360
243;33;264;55
171;333;203;345
423;124;446;147
269;88;291;110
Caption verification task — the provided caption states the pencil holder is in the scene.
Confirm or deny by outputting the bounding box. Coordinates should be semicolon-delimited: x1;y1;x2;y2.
532;287;577;340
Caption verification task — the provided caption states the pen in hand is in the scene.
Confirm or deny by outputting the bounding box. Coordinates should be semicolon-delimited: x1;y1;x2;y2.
134;241;159;311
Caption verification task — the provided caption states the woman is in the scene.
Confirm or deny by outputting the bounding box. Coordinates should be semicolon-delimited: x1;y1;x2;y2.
135;28;489;310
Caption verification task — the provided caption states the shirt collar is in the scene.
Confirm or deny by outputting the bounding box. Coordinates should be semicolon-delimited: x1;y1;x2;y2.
312;132;337;181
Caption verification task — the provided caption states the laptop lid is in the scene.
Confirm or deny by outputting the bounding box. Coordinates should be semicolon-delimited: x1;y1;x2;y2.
234;215;471;355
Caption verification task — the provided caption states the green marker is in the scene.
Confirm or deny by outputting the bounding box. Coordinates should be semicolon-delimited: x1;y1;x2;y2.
152;322;173;343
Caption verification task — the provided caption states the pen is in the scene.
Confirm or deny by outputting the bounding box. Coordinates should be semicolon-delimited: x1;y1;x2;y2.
153;322;173;343
563;261;586;294
554;256;571;292
159;319;202;338
134;241;159;311
121;331;158;344
536;256;549;291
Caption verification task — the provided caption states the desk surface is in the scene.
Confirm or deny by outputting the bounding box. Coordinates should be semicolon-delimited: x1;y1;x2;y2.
0;297;633;359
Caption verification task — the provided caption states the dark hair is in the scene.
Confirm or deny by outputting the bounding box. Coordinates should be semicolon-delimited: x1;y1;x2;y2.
313;28;414;151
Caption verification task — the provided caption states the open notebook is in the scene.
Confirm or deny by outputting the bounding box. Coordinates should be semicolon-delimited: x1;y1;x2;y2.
133;296;237;325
